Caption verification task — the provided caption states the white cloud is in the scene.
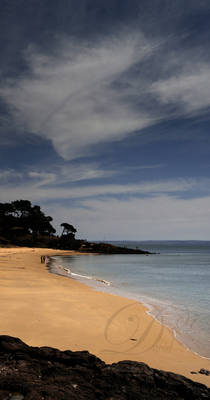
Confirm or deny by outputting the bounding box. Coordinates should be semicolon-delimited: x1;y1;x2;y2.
0;163;162;190
27;163;117;187
0;33;155;159
0;177;207;202
0;169;23;181
28;171;57;186
1;175;209;239
2;31;210;158
151;64;210;115
58;163;117;182
46;195;210;240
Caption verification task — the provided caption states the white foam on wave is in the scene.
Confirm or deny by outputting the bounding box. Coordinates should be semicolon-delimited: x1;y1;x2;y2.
50;258;111;286
71;271;111;286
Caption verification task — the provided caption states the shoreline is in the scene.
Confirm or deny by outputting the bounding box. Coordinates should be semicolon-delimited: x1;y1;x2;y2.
49;253;210;362
0;247;210;387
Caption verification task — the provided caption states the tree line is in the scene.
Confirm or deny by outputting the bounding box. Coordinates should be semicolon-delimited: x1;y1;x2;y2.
0;200;150;254
0;200;79;249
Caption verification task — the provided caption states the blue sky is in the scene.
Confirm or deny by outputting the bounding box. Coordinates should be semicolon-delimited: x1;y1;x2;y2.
0;0;210;240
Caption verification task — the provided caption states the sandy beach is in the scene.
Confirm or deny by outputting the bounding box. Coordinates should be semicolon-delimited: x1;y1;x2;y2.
0;247;209;387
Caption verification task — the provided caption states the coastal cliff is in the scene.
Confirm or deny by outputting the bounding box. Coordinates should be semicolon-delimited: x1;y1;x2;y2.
0;335;209;400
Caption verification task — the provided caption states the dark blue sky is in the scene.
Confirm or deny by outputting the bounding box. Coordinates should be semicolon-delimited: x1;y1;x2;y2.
1;0;210;239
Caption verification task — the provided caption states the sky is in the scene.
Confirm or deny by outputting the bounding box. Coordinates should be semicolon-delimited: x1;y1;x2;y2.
0;0;210;240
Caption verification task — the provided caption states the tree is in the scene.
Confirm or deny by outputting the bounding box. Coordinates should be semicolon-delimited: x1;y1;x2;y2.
60;223;77;236
0;200;56;240
11;200;32;218
59;222;77;249
30;206;56;236
0;200;80;249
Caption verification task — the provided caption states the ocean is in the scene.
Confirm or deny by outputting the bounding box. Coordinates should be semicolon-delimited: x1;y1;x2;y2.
49;240;210;359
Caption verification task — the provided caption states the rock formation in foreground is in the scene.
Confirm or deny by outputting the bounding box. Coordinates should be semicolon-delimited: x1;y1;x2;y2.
0;336;209;400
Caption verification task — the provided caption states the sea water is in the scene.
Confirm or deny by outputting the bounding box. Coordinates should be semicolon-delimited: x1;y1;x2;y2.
49;241;210;359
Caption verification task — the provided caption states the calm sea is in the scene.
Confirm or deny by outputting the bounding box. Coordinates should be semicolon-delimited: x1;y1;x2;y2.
49;241;210;358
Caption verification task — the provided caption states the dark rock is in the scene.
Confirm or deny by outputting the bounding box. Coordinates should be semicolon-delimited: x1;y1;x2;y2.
0;335;209;400
199;369;210;376
79;241;153;254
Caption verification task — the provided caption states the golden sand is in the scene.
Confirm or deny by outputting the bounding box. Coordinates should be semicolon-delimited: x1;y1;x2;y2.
0;247;209;387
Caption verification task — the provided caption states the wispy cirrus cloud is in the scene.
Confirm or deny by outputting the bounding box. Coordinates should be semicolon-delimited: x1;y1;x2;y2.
2;172;210;240
0;177;209;203
47;195;210;240
0;169;23;181
151;64;210;116
27;163;118;187
0;32;157;159
1;28;210;162
0;162;163;188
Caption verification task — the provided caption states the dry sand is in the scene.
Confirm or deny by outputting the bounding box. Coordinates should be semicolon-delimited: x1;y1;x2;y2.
0;247;209;387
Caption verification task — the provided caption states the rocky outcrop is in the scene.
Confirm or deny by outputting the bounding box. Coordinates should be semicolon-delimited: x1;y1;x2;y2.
0;336;209;400
199;369;210;376
79;241;152;254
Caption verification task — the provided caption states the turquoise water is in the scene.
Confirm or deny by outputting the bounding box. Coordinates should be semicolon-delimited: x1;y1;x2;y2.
49;241;210;358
